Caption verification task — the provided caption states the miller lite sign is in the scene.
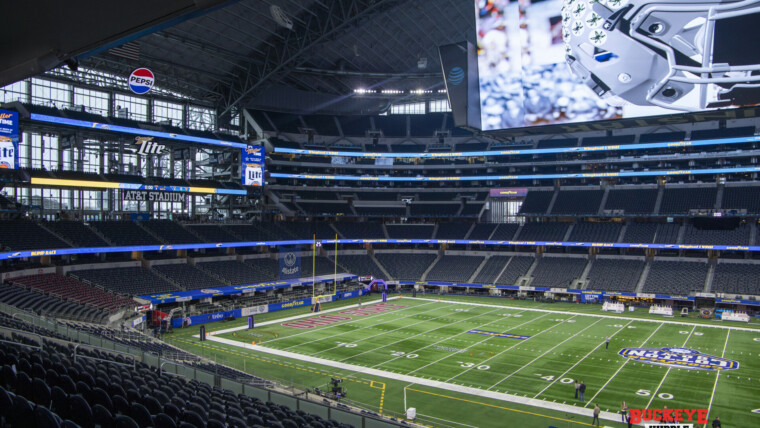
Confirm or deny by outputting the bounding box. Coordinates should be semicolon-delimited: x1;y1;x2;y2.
0;109;18;169
242;145;265;187
134;137;167;156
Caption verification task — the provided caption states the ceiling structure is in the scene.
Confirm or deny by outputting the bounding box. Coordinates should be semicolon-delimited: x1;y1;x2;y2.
77;0;476;116
0;0;231;90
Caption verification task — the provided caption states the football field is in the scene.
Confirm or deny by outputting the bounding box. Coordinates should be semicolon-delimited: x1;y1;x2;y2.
167;297;760;428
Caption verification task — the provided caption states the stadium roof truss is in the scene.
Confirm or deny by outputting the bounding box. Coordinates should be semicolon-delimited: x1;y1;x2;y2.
21;0;475;116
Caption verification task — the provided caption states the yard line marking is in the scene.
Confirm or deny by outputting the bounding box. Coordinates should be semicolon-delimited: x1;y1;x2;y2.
445;313;570;383
645;326;696;409
585;322;664;406
345;306;506;364
415;412;480;428
244;299;436;344
307;303;489;356
406;311;548;376
533;320;633;399
407;388;601;428
705;329;731;420
207;296;405;335
203;334;627;424
280;303;449;351
488;317;603;391
407;297;760;332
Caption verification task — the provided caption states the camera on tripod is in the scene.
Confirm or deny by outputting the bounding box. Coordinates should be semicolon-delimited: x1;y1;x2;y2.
330;378;346;399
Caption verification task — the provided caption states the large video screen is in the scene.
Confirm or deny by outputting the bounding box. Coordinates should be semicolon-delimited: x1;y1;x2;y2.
475;0;760;131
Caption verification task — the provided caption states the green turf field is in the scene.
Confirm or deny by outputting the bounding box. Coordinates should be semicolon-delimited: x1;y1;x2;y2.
165;296;760;428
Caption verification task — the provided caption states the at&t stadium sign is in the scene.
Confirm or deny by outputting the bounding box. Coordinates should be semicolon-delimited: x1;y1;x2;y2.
618;347;738;371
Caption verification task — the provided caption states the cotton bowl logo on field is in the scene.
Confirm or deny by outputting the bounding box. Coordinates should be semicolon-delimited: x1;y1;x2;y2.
128;68;154;94
618;347;739;371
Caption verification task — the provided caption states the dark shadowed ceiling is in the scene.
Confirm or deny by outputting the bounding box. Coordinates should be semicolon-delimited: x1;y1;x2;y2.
71;0;476;114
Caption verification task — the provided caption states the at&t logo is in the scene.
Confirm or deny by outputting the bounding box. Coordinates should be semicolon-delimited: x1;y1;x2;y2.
448;67;464;85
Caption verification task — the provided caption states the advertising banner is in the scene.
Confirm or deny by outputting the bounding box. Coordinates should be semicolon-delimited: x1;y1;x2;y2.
278;247;301;280
242;145;265;186
439;41;481;129
123;190;187;202
241;305;269;317
0;109;19;169
268;299;312;312
490;188;528;198
172;309;241;328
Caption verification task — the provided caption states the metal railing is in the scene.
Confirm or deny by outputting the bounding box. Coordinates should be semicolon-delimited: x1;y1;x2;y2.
0;301;420;428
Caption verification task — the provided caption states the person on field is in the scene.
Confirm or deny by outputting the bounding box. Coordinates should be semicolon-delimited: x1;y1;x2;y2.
574;379;579;399
592;404;600;427
712;416;721;428
620;401;627;422
579;381;586;402
605;336;610;350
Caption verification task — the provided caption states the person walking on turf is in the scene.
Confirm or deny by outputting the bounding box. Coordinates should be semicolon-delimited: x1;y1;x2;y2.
579;381;586;402
620;400;628;422
574;379;579;399
592;403;600;427
712;416;721;428
605;335;610;350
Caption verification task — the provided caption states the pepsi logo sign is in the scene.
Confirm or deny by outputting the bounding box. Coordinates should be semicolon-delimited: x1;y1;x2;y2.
129;68;154;94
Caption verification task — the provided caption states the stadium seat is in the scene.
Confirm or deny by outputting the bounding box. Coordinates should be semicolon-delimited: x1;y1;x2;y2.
34;405;62;428
114;414;140;428
92;404;114;428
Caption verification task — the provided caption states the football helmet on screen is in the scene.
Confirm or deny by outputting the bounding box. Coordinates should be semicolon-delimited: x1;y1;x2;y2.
563;0;760;110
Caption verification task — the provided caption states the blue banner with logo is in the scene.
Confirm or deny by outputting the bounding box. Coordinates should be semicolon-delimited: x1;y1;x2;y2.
242;145;265;187
173;309;242;328
716;298;760;306
268;299;312;312
0;109;19;169
279;247;301;279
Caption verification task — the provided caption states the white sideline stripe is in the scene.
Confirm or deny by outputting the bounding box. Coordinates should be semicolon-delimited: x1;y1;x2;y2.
407;309;538;376
205;334;626;424
585;323;665;406
533;320;633;399
705;330;731;420
283;303;448;352
407;297;760;332
488;316;599;390
416;413;479;428
645;326;696;409
444;312;554;383
206;296;403;335
350;306;506;364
